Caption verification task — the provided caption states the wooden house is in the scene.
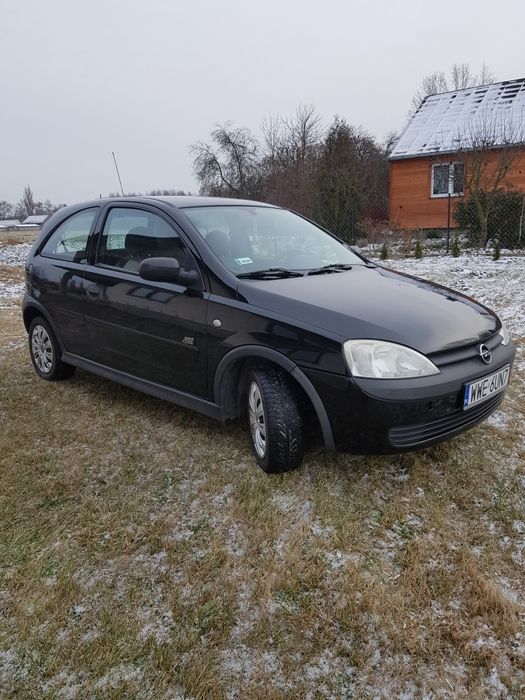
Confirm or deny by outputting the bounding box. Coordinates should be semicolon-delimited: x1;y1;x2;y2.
389;78;525;230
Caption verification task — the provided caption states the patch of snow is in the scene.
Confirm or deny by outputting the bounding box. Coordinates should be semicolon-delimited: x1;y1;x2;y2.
138;608;173;645
270;493;313;520
219;646;291;695
486;666;512;698
310;519;335;539
0;280;23;307
512;520;525;534
0;649;19;687
94;663;143;691
229;581;259;641
486;410;511;431
324;550;361;570
0;243;31;266
212;484;233;506
41;669;81;699
80;629;99;643
225;522;246;557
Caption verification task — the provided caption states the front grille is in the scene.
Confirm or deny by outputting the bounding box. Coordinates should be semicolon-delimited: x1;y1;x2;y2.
389;392;503;448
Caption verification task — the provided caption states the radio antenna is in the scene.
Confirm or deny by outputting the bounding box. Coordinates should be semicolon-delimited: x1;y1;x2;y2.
112;151;125;196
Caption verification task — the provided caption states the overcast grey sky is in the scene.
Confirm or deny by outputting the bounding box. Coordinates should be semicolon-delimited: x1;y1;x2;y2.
1;0;524;205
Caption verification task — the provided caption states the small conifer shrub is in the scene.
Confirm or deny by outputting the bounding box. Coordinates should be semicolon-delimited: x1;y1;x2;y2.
414;239;422;259
451;236;460;257
380;242;388;260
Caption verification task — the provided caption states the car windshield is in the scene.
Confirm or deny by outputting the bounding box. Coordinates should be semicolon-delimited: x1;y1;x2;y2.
182;206;364;275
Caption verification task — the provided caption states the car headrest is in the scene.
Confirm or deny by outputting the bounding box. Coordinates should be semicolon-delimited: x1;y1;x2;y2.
229;229;253;258
125;227;155;256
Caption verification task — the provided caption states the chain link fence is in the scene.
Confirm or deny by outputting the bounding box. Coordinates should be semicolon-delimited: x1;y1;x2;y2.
310;190;525;258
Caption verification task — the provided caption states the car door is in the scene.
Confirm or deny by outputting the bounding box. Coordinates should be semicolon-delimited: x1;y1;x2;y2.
32;207;99;354
81;204;208;396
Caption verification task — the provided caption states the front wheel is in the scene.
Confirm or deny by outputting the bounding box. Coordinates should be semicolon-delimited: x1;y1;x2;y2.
28;316;76;381
247;366;304;473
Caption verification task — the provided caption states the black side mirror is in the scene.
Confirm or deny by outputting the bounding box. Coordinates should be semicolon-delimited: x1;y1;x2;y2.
139;257;200;287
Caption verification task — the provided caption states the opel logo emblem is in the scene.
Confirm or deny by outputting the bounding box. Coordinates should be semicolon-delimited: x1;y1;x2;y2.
479;344;492;364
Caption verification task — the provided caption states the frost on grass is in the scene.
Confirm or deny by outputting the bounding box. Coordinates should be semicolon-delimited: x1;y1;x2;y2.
0;243;31;267
1;246;524;697
94;663;143;691
0;280;23;307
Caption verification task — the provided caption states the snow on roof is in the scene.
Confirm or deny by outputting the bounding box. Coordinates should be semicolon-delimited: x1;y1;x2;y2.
0;219;20;227
391;78;525;160
22;214;48;224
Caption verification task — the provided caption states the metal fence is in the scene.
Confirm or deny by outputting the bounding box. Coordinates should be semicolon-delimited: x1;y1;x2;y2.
310;191;525;256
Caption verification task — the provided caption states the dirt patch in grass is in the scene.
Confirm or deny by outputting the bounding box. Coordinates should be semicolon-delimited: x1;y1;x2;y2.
0;257;524;698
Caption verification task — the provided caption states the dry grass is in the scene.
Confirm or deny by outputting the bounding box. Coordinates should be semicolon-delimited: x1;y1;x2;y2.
0;267;524;698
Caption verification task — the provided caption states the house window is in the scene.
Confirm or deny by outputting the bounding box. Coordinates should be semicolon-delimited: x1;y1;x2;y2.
431;162;464;197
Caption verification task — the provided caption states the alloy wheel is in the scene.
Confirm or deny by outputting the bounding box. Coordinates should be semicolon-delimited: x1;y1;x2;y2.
248;380;266;458
31;324;53;374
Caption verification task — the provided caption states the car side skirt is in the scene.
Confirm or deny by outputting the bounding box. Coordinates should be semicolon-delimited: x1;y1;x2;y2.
61;352;223;421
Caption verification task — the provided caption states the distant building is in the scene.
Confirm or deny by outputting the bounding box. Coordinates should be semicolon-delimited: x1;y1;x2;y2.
0;219;21;229
389;77;525;229
20;214;49;228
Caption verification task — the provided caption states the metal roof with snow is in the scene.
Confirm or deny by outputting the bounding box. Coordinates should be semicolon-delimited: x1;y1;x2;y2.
0;219;21;228
22;214;49;225
390;77;525;160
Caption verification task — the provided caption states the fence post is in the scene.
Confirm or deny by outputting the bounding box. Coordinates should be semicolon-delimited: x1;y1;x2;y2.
446;161;452;254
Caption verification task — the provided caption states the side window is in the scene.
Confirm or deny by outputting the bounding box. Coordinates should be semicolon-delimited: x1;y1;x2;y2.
97;208;198;275
431;162;464;197
41;208;97;262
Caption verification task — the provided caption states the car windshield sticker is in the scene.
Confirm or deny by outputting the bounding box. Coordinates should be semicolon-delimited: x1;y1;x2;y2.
235;257;253;265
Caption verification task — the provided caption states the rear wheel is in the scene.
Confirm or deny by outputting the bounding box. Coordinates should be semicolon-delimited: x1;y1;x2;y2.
28;317;75;381
247;366;304;473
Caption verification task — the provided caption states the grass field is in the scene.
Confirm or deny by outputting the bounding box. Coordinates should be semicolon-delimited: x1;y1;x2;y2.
0;244;524;698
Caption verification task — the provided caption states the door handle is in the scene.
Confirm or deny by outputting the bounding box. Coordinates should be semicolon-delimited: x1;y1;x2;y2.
86;284;100;299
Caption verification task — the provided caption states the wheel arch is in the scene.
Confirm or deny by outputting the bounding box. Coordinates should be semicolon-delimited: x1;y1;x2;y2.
22;301;65;350
213;346;335;450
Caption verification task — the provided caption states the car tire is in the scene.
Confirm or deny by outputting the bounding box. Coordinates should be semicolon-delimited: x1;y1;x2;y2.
28;316;76;381
247;366;304;473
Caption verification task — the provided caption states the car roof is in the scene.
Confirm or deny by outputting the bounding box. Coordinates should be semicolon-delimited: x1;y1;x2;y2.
146;195;277;209
68;195;279;210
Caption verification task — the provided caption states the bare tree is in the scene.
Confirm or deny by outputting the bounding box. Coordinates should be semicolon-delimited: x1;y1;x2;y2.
409;63;495;117
456;116;525;245
261;105;323;212
191;122;262;198
22;186;35;218
0;200;13;220
383;131;400;157
191;105;389;230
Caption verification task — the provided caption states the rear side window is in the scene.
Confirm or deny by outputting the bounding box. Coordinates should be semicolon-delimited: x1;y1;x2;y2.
41;208;97;262
97;208;198;275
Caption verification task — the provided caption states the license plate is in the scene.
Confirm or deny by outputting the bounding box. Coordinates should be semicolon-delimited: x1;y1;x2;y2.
463;365;510;410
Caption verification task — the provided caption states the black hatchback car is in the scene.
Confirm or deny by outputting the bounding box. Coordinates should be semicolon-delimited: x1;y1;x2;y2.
23;196;515;472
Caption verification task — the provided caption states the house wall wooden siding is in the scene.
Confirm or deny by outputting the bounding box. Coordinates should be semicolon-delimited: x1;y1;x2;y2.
389;149;525;230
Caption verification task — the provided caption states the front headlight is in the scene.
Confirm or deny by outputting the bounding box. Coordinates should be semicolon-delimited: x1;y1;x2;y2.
498;322;510;346
343;339;440;379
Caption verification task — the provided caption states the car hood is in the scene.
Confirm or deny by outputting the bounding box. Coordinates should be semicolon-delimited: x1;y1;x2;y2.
237;265;499;355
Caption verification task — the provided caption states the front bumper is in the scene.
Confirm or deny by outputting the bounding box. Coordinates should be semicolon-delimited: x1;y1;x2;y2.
303;337;516;454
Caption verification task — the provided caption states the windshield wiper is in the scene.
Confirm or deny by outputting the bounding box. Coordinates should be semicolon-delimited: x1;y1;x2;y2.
307;263;353;276
237;267;303;280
